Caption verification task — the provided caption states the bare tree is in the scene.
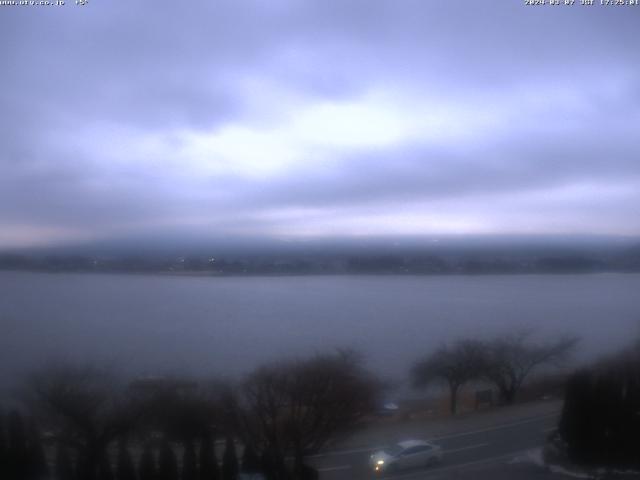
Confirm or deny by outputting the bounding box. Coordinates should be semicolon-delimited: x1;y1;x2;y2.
128;376;222;442
232;350;381;478
481;330;578;404
26;364;141;480
411;340;485;415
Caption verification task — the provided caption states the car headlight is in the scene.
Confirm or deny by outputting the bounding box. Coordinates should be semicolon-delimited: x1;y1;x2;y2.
377;460;384;465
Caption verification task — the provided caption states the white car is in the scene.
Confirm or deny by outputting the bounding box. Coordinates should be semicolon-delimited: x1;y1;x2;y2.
370;439;443;474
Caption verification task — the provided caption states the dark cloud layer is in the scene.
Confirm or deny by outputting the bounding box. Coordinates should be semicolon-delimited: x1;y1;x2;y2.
1;1;639;247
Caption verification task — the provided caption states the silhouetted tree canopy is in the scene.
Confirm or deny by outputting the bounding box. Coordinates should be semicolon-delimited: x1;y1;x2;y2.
232;350;380;477
27;364;141;480
481;330;578;404
412;340;485;414
129;377;221;442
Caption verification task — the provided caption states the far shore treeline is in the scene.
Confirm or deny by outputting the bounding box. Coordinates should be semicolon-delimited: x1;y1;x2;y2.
1;239;639;275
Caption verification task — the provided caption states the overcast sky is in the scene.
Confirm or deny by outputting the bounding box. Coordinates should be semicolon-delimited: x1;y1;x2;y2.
1;1;639;249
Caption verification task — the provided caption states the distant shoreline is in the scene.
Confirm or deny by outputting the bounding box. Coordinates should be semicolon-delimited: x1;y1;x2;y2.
2;245;639;278
2;267;639;278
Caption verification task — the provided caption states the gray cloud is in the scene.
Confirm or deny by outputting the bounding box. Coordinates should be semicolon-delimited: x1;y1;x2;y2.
1;1;639;247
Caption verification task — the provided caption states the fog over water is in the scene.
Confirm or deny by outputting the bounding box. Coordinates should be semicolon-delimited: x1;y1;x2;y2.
2;271;639;394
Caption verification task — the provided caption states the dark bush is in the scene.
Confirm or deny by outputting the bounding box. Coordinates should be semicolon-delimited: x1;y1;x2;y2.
55;442;75;480
7;411;29;479
559;348;640;469
260;447;286;480
295;463;318;480
240;444;261;474
97;453;114;480
182;440;197;480
116;441;137;480
158;440;178;480
26;421;49;480
0;411;6;478
199;434;219;480
139;444;156;480
222;437;238;480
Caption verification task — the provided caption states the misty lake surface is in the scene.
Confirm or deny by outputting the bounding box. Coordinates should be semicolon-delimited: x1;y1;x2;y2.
1;271;639;391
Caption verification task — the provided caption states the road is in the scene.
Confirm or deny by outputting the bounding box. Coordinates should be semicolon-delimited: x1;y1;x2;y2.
309;411;558;480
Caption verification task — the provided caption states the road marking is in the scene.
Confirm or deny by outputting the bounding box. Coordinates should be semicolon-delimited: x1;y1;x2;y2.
386;447;539;479
430;412;558;441
308;445;385;458
444;442;489;454
316;465;352;472
310;411;556;459
316;446;489;475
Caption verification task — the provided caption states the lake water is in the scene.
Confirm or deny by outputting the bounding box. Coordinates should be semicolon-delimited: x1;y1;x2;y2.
1;271;639;392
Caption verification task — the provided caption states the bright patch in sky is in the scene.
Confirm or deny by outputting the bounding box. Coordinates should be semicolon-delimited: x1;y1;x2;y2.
142;91;512;178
